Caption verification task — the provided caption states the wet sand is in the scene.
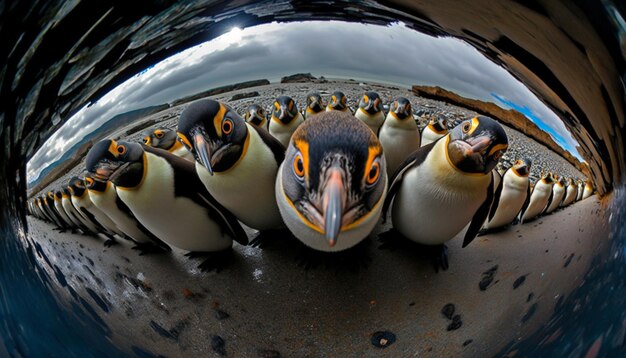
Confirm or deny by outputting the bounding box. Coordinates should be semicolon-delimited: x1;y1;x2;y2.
25;195;608;356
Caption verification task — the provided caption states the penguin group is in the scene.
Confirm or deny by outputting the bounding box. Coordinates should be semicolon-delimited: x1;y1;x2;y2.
27;91;594;271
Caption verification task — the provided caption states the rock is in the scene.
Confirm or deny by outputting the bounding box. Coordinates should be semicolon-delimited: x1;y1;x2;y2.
280;73;317;83
231;91;260;100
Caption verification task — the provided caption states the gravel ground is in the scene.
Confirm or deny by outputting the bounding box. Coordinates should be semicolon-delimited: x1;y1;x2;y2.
35;80;583;196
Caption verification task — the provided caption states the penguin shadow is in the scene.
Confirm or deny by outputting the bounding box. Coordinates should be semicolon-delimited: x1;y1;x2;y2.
293;237;372;274
184;249;236;273
377;229;449;273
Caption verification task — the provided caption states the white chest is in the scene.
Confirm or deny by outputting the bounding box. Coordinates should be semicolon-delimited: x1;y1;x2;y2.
379;120;420;177
269;113;303;147
355;108;385;134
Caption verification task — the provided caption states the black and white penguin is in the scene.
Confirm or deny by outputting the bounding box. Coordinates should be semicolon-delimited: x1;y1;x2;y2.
177;99;285;231
269;95;304;147
84;139;247;267
61;187;93;234
326;91;350;113
142;127;194;161
561;178;577;207
519;172;555;223
354;91;385;135
482;158;532;231
68;176;122;245
276;111;387;252
378;97;420;177
383;116;508;269
304;92;325;119
544;175;566;214
84;173;170;254
582;180;594;199
45;191;70;231
53;191;75;231
243;104;268;129
420;114;448;146
36;197;53;223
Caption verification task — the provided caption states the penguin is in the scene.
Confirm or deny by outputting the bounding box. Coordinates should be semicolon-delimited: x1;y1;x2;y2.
243;104;268;129
85;139;248;269
68;176;123;246
582;180;593;200
83;173;171;254
177;99;285;231
44;192;70;231
544;176;566;214
519;172;555;223
482;158;532;231
269;96;305;147
326;91;350;113
275;111;387;252
61;187;93;234
576;179;584;201
383;116;508;269
36;197;52;222
354;91;385;135
378;97;420;177
142;127;194;162
53;191;75;231
561;178;577;207
32;198;45;221
420;114;448;146
304;92;325;119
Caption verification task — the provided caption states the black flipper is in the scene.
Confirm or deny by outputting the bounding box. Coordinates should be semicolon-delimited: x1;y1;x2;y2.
250;124;286;165
143;146;249;246
488;171;504;222
462;175;494;248
518;182;532;223
79;207;109;234
114;195;171;251
382;141;437;222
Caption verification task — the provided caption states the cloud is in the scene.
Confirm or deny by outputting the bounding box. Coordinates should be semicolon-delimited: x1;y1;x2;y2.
27;21;582;183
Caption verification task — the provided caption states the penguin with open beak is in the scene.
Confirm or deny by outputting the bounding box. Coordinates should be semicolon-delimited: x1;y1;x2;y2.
177;99;285;233
142;127;194;162
304;92;325;119
243;104;268;129
421;114;449;146
378;97;420;177
354;91;385;135
276;111;388;252
85;139;248;270
383;116;508;270
519;172;555;223
269;95;305;147
326;91;350;113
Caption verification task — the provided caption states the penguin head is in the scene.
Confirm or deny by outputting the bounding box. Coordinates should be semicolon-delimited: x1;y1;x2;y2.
54;191;63;200
84;172;109;193
47;191;55;201
61;187;71;197
541;172;555;184
177;99;248;175
142;127;177;150
388;97;412;120
429;114;448;133
306;92;325;113
557;176;565;186
358;92;383;115
243;104;267;128
85;139;145;189
512;158;532;177
328;91;348;111
279;111;387;248
446;116;508;174
271;96;299;125
67;176;87;197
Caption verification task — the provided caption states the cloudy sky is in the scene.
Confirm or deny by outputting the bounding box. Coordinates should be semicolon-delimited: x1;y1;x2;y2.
27;21;582;184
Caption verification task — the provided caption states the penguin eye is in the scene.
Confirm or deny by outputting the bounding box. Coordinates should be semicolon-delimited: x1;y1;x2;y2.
462;122;471;133
366;159;381;187
85;177;94;186
293;153;305;179
117;145;127;155
155;130;164;138
492;151;503;161
222;119;233;135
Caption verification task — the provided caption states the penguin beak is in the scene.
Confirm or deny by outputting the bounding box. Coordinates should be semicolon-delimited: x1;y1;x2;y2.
464;136;492;156
322;167;346;247
194;134;214;175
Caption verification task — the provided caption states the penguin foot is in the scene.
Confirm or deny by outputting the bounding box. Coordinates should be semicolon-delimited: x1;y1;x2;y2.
132;242;170;256
433;244;449;273
186;249;234;273
103;239;117;248
377;229;408;251
249;228;292;248
294;238;371;273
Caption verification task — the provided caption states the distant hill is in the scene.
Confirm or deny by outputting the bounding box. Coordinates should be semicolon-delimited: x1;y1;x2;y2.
28;104;169;196
411;85;586;175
